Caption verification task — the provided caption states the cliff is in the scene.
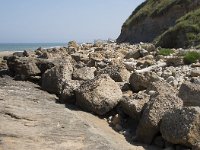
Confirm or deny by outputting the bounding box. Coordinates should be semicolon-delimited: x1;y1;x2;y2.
117;0;200;48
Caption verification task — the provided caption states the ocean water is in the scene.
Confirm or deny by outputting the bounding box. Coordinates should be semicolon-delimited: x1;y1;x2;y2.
0;43;67;52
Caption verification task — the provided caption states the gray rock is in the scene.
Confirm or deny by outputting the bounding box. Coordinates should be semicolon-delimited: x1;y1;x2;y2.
7;56;41;78
120;91;150;120
136;84;183;144
178;81;200;106
129;72;160;92
125;50;141;59
72;67;96;80
42;63;73;95
75;74;122;115
96;66;130;82
147;80;177;96
60;80;81;103
190;68;200;77
160;107;200;149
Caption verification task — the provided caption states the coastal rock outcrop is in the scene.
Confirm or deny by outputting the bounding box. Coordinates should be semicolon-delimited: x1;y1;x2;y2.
117;0;200;48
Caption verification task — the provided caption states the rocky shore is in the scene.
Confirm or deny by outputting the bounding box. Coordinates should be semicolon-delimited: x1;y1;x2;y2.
1;41;200;149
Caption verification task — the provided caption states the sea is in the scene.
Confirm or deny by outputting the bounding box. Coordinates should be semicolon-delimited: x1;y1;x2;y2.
0;43;67;52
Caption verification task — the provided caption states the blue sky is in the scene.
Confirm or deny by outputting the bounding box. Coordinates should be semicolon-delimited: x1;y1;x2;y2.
0;0;144;43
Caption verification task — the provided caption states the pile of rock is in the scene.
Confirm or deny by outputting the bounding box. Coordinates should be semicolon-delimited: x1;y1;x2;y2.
3;41;200;149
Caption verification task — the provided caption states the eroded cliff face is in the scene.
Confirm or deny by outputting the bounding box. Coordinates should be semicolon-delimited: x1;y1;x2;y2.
117;0;200;45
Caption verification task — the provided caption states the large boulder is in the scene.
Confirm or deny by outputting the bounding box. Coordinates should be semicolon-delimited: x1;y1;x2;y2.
146;80;177;96
120;91;150;121
7;56;41;78
129;72;160;92
72;67;96;80
136;81;183;144
42;62;73;95
178;81;200;106
75;74;122;115
160;107;200;149
96;66;130;82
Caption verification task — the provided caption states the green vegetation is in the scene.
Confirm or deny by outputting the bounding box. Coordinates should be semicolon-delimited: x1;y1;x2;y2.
123;0;192;28
158;48;174;56
156;8;200;48
183;51;200;64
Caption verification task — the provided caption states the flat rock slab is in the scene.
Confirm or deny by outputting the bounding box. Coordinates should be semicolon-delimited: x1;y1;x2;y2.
0;76;160;150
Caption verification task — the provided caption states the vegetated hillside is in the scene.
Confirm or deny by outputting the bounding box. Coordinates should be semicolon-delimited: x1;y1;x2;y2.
156;8;200;48
117;0;200;48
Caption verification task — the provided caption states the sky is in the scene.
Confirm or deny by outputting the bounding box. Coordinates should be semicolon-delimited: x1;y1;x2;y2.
0;0;144;43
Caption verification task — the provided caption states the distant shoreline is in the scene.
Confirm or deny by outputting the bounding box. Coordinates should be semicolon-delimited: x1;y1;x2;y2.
0;43;66;52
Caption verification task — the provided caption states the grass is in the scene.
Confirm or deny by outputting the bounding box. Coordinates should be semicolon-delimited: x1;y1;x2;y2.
183;51;200;64
158;48;174;56
123;0;193;29
156;8;200;48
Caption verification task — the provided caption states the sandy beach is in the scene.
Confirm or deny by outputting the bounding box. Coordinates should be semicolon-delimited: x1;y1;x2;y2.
0;51;13;58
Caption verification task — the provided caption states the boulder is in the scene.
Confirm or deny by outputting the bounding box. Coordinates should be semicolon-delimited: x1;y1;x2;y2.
35;58;57;74
7;56;41;78
72;67;96;80
120;91;150;120
75;74;122;115
160;107;200;149
178;81;200;106
136;82;183;144
42;62;73;95
129;72;160;92
60;80;81;104
146;80;177;96
166;56;184;66
125;50;141;59
96;66;130;82
190;68;200;77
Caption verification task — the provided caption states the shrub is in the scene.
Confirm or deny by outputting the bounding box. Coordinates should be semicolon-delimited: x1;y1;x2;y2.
183;51;200;64
158;48;174;56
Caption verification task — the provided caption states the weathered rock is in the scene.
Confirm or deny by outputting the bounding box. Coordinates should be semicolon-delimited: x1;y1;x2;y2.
125;50;141;59
166;56;184;66
146;80;177;96
136;85;183;144
7;56;41;78
0;60;8;70
160;107;200;149
141;43;156;52
75;74;122;115
72;67;96;80
71;53;89;63
0;77;153;150
190;68;200;77
60;80;81;104
42;62;73;95
68;40;79;48
178;81;200;106
117;82;131;91
96;66;130;82
35;58;57;74
120;91;150;120
129;72;160;92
